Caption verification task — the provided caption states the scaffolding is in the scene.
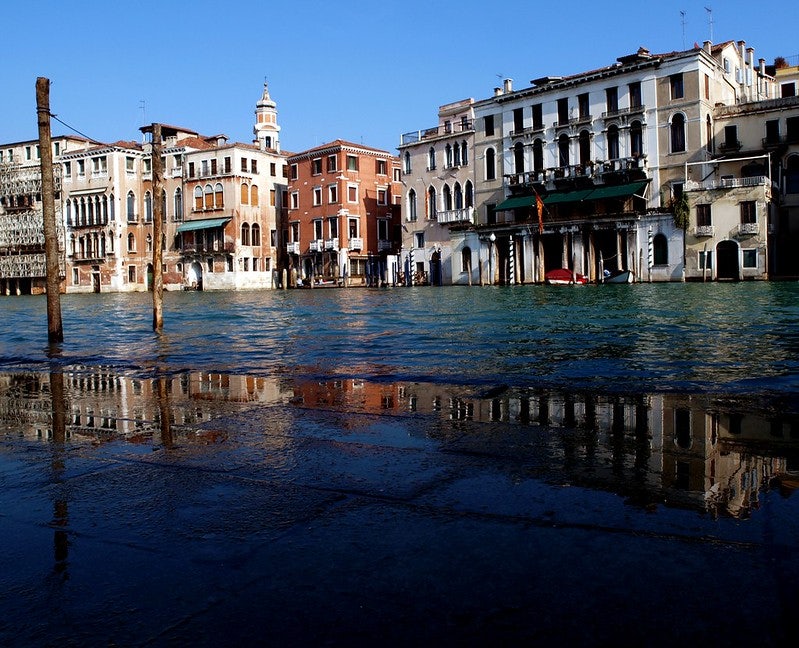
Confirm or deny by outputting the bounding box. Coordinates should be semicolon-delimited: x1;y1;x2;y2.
0;161;65;285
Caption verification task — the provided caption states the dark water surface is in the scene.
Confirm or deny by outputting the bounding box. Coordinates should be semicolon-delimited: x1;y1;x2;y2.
2;282;798;394
3;283;799;645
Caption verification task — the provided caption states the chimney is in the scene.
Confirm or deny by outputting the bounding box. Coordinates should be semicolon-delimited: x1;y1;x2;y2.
503;78;513;94
759;58;766;75
703;40;712;54
739;40;746;60
494;87;503;96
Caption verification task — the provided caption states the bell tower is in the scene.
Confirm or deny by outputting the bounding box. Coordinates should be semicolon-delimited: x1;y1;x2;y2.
253;80;280;152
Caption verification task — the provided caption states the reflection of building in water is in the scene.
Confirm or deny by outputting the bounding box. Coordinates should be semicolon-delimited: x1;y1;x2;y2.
0;369;293;444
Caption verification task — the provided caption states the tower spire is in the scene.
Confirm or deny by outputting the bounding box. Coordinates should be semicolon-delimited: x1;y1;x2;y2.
253;79;280;152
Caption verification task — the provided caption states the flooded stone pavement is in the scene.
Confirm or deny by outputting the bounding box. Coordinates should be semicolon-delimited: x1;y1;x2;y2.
2;368;799;646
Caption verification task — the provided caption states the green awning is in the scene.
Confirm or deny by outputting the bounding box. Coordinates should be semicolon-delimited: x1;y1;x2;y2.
585;181;648;201
176;217;231;233
543;189;594;205
494;196;537;211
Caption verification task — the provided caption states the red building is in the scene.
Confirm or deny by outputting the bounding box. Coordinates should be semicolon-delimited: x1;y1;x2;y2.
286;140;401;285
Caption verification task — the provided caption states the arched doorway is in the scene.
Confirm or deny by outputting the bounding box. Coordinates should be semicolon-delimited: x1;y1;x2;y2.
430;250;443;286
187;261;203;290
716;240;739;280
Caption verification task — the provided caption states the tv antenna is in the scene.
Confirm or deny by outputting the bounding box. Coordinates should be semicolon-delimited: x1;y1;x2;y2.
680;10;687;49
705;6;714;43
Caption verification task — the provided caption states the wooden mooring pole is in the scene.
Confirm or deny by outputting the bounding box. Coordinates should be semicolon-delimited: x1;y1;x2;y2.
151;123;164;331
36;77;63;343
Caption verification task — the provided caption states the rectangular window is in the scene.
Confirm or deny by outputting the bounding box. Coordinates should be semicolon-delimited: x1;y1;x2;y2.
670;74;684;100
765;119;780;144
557;98;569;124
782;82;796;98
606;87;618;114
25;146;31;160
224;157;231;173
72;268;79;286
290;192;299;209
328;217;339;238
376;159;387;175
740;201;756;224
415;232;425;248
484;114;495;136
696;204;711;227
313;187;322;206
312;158;322;175
393;168;401;182
271;229;277;247
704;74;710;100
270;162;276;176
314;219;323;239
327;155;337;172
742;249;757;268
241;158;248;172
377;219;389;241
77;160;85;176
532;103;543;130
629;81;642;108
348;218;358;237
290;163;298;179
347;185;358;203
270;189;276;206
54;142;60;156
329;184;338;203
188;161;195;178
128;266;137;283
211;159;217;175
578;93;589;119
63;161;71;177
513;107;524;133
377;188;387;205
699;250;713;270
723;125;738;148
346;155;358;171
787;116;799;143
250;159;257;174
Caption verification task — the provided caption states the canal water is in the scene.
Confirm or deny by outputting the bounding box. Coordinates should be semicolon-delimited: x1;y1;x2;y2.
2;281;798;395
2;282;799;644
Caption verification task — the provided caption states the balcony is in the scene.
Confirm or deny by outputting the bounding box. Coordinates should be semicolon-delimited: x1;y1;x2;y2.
738;222;759;236
181;241;234;254
325;238;339;251
601;104;645;120
378;240;392;252
762;136;785;149
286;242;300;255
309;239;325;252
718;140;742;153
399;120;475;145
684;176;769;192
438;207;475;225
348;237;363;250
694;225;715;237
553;114;592;130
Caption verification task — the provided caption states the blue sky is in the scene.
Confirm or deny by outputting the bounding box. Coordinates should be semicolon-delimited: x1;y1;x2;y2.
2;0;796;155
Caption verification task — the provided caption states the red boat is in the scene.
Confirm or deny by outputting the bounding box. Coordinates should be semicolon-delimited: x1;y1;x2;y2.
545;268;588;285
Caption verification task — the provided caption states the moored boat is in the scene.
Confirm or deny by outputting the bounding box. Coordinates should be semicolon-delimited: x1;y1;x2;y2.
603;269;634;284
545;268;588;285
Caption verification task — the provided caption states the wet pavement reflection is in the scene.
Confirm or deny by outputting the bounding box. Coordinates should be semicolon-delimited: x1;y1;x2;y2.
2;368;799;645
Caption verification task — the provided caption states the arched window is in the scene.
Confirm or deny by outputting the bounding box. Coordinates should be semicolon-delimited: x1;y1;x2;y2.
485;147;496;181
579;130;591;166
65;200;72;225
109;194;115;221
127;232;136;252
653;233;668;265
102;195;108;223
241;222;251;246
443;184;452;211
607;125;620;160
453;142;461;166
214;183;224;208
445;144;452;168
558;134;570;168
786;155;799;194
514;141;524;174
428;186;437;220
204;184;214;209
465;181;474;208
428;147;436;170
108;229;114;253
88;196;95;224
533;139;544;172
461;246;472;272
241;182;249;204
407;188;417;222
127;191;136;221
251;223;261;246
250;184;259;206
631;121;643;157
144;191;152;222
174;188;183;221
671;113;686;153
454;182;463;210
194;186;203;210
404;151;411;174
461;141;468;166
69;234;76;255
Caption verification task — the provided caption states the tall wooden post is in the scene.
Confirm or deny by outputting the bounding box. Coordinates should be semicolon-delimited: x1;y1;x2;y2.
152;123;164;331
36;77;63;342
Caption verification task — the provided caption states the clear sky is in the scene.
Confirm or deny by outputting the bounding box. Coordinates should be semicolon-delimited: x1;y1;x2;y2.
2;0;796;155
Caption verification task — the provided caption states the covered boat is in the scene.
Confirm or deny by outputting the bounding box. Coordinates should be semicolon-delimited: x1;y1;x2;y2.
545;268;588;285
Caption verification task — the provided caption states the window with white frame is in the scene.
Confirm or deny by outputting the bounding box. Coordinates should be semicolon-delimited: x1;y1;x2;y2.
328;184;338;204
313;186;322;206
347;184;358;203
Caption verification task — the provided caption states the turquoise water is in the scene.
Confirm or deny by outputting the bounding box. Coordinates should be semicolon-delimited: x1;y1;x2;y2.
1;282;798;394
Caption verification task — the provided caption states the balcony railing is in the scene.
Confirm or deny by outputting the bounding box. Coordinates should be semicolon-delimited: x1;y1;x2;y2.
553;114;592;129
762;136;785;149
685;175;769;191
694;225;715;237
309;239;325;252
437;206;474;224
719;140;742;153
348;237;363;250
325;238;339;251
601;104;645;119
286;242;300;255
181;241;234;254
378;240;392;252
738;222;759;236
399;120;475;145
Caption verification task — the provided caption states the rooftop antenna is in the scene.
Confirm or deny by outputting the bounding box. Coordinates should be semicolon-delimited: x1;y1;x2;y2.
705;6;714;43
139;100;146;126
680;10;687;49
